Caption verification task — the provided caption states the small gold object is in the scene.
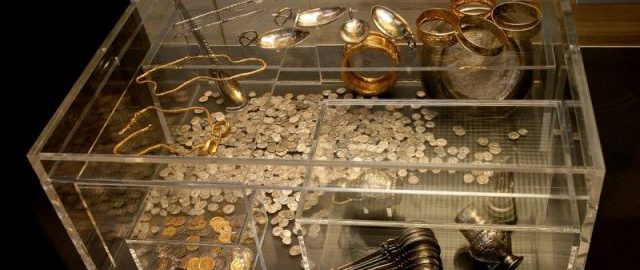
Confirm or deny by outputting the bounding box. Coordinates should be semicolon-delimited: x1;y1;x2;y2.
449;0;496;18
490;1;542;39
186;235;200;251
188;216;207;230
186;257;200;270
209;217;228;232
230;259;244;270
199;257;215;270
454;15;509;56
166;216;187;227
113;106;229;156
341;31;400;96
415;8;460;47
161;226;177;238
218;232;232;244
136;54;267;97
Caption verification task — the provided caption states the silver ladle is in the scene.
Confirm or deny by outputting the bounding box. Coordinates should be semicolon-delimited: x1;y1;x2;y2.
371;5;417;48
340;7;369;44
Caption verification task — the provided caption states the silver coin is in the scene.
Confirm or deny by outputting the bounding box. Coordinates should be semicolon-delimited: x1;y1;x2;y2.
272;226;283;237
518;128;529;136
508;132;520;140
282;237;292;245
407;175;420;184
463;174;475;184
426;121;436;128
289;245;302;256
477;137;489;146
222;204;235;214
477;175;490;184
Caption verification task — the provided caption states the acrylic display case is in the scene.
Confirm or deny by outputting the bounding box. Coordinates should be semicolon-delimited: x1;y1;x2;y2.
28;0;604;269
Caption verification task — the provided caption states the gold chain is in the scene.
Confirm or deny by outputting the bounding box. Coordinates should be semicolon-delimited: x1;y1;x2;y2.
113;106;230;156
137;54;267;97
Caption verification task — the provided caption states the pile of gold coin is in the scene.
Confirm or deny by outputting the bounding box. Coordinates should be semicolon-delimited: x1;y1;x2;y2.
185;256;215;270
210;216;233;243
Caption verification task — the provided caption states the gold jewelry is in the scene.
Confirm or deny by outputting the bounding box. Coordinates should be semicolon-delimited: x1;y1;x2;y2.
491;1;542;39
455;15;509;56
449;0;496;18
416;8;460;47
113;106;229;156
136;54;267;97
341;31;400;96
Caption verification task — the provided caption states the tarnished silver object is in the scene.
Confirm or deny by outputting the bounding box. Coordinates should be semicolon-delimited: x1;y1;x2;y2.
331;170;400;218
340;7;369;43
421;30;533;100
371;5;417;48
297;6;346;27
239;28;310;49
333;228;443;270
488;173;518;225
174;0;264;33
174;0;248;108
274;6;346;27
455;203;524;269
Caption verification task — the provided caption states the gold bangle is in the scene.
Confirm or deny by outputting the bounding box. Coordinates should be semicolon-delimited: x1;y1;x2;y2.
340;32;400;96
491;1;542;39
416;8;460;47
455;15;509;56
449;0;497;18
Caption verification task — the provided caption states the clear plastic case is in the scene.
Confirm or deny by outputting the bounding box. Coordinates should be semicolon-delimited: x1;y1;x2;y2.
28;0;604;269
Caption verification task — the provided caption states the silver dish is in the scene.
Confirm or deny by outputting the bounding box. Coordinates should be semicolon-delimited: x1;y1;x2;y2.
239;28;310;50
297;6;346;27
371;5;416;48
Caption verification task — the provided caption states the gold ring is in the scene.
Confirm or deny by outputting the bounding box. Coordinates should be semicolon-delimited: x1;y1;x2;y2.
416;8;460;47
491;1;542;39
450;0;497;18
341;32;400;96
455;15;509;56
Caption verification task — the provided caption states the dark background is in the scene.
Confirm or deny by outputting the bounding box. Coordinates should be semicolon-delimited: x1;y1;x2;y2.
9;0;640;269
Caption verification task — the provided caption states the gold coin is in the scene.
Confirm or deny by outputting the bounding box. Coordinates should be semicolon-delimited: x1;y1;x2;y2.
188;216;206;230
198;256;215;270
218;232;232;244
210;247;223;255
186;235;200;251
230;259;244;270
187;257;200;270
165;216;186;227
209;217;226;232
219;223;232;234
157;257;170;270
161;226;177;238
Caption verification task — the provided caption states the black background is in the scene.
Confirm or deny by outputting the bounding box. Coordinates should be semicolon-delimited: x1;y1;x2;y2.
8;0;640;269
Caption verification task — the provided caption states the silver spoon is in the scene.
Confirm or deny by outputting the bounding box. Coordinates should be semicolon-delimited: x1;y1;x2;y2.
340;7;369;44
371;5;417;48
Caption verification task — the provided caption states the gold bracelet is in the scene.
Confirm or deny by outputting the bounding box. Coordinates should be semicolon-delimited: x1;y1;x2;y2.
491;1;542;39
449;0;497;18
113;106;230;156
416;8;460;47
455;15;509;56
341;32;400;96
136;54;267;97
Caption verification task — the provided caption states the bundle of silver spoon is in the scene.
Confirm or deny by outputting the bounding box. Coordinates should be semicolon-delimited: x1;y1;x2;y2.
332;228;443;270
